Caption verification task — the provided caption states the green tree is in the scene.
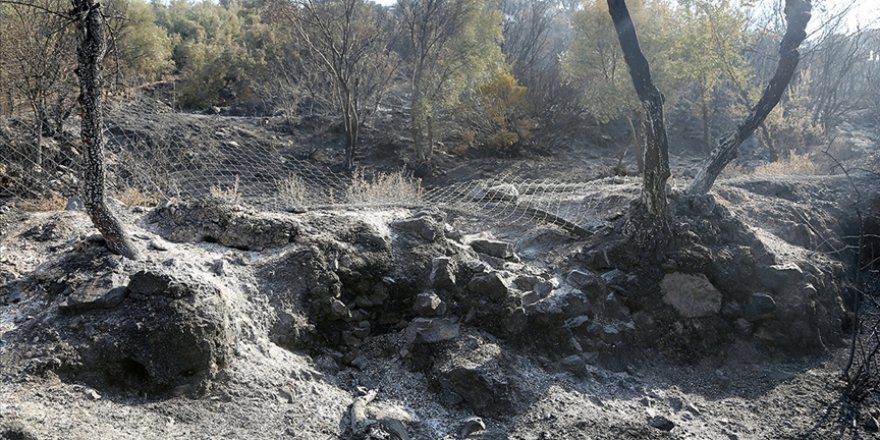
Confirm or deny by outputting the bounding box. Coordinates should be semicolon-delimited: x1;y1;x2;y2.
668;0;749;154
112;0;174;83
561;0;677;171
397;0;504;168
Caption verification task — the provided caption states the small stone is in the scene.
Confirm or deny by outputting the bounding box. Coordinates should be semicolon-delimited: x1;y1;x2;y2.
600;269;628;287
459;416;486;438
533;280;555;298
566;270;599;289
560;355;586;373
430;257;457;288
484;184;519;201
149;238;170;251
863;416;880;432
85;389;102;400
211;260;229;276
413;291;443;316
330;299;350;319
521;291;541;306
660;273;723;318
467;272;509;301
391;216;441;242
471;239;515;260
349;355;368;370
404;318;460;344
65;195;84;211
647;415;674;431
746;293;776;321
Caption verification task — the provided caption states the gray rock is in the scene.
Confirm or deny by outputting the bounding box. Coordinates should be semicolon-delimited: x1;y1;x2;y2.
566;270;599;290
648;415;675;431
404;318;460;344
391;216;442;242
660;273;723;318
467;272;509;301
459;416;486;438
746;293;777;321
430;257;456;289
863;416;879;432
521;290;541;306
470;183;519;202
330;299;351;319
59;273;129;312
600;269;628;287
533;280;555;298
65;195;84;211
560;354;586;373
148;200;300;250
76;269;236;393
435;364;515;416
413;291;444;316
149;238;170;251
471;239;515;260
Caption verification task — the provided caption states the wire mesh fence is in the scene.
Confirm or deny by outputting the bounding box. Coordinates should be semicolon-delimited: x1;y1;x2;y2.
0;109;605;236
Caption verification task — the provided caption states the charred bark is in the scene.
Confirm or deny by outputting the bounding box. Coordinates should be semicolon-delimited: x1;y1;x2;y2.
607;0;670;217
72;0;140;260
687;0;812;195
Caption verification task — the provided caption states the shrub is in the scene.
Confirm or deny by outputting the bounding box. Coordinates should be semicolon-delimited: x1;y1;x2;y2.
465;71;537;152
209;176;242;204
277;173;309;207
115;187;160;207
346;170;422;206
16;192;67;212
753;152;821;176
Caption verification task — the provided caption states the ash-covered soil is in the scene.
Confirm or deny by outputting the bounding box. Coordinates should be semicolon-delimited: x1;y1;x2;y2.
2;171;878;440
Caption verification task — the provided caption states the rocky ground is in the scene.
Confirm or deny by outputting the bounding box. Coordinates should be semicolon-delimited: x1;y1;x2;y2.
2;167;879;439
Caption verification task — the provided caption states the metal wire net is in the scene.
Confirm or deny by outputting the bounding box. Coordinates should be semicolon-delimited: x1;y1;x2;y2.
1;108;605;236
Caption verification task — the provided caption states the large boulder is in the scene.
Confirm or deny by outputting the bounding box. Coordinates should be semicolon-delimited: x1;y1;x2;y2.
71;269;237;394
148;200;299;250
660;273;723;319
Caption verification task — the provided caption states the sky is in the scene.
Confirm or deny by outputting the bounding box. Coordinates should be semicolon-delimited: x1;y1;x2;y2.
371;0;880;30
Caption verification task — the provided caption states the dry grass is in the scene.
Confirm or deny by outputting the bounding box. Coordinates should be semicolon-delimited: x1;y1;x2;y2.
115;187;159;207
277;174;309;207
346;169;423;206
16;192;67;212
720;162;750;179
209;176;242;204
753;152;821;176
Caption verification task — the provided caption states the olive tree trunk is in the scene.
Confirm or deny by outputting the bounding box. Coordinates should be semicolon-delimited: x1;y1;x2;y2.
73;0;140;260
607;0;671;217
687;0;812;195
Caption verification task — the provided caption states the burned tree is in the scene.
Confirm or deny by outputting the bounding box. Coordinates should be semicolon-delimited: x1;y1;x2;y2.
606;0;670;217
607;0;812;202
687;0;812;195
72;0;140;260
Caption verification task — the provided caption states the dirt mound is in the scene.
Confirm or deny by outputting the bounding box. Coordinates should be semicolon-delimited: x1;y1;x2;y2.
0;173;875;439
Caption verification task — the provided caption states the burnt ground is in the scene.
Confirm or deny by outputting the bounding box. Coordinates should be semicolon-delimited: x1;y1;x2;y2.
1;95;880;439
1;171;879;439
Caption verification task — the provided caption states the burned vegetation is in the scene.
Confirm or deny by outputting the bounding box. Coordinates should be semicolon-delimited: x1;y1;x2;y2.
1;0;879;439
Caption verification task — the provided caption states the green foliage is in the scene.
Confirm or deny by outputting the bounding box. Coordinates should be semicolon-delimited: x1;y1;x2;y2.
108;0;174;83
667;0;750;150
560;0;678;125
467;70;537;150
398;0;506;160
152;0;277;108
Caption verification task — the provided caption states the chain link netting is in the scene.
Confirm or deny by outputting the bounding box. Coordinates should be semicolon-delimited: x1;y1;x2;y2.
1;109;605;235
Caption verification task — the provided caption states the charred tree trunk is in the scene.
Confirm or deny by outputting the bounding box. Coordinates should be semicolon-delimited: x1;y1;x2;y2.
687;0;811;195
73;0;140;260
607;0;670;217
